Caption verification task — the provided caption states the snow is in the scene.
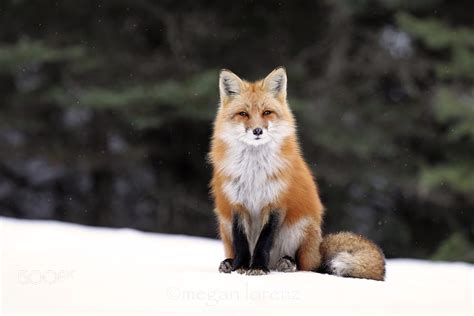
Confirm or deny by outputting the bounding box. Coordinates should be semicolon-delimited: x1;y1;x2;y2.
1;217;473;315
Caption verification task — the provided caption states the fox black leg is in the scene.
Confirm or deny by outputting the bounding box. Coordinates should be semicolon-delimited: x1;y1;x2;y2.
247;212;280;275
231;212;251;273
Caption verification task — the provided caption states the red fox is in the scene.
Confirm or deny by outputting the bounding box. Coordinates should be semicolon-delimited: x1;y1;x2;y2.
209;67;385;281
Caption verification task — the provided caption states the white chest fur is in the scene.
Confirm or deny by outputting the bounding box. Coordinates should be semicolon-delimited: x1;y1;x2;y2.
219;142;288;216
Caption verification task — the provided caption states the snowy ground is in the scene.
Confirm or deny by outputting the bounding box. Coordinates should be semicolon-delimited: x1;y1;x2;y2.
1;217;472;315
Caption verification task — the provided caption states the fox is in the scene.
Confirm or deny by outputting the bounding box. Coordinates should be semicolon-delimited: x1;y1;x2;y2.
209;67;385;281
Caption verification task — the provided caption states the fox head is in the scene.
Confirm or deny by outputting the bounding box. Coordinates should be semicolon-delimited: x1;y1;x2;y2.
214;67;295;147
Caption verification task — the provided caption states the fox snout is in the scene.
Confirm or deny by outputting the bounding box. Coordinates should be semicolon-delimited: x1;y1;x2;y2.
252;127;263;136
238;125;268;146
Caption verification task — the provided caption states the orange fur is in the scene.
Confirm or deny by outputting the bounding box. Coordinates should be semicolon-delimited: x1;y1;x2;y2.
297;223;322;271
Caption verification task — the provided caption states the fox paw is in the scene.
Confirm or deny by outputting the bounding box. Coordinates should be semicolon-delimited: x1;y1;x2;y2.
235;267;248;274
218;258;233;273
246;267;269;276
276;256;297;272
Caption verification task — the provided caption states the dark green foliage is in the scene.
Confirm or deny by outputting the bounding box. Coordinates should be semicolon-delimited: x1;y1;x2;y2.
432;233;474;263
0;0;472;260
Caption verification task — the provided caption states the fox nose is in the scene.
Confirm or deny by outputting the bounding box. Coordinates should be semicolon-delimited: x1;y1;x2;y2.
253;128;263;136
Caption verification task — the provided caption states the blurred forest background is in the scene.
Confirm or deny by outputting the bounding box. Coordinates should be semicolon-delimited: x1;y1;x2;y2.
0;0;473;262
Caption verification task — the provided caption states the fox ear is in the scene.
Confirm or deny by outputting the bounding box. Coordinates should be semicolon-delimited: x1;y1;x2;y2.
263;67;287;100
219;69;243;102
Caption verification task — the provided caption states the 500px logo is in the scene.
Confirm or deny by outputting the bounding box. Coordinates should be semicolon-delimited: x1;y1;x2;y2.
18;269;75;285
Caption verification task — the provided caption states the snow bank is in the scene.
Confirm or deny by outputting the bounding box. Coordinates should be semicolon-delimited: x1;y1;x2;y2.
1;217;472;315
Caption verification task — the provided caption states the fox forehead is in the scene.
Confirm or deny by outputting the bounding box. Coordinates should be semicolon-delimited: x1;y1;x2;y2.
223;83;283;114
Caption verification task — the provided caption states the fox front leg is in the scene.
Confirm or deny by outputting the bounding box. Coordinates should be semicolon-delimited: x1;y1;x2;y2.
247;212;280;275
230;212;251;273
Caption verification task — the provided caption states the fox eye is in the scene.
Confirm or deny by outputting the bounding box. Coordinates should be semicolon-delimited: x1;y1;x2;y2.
263;110;272;116
239;111;248;117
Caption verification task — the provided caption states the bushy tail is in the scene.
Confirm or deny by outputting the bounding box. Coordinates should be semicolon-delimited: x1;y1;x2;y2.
319;232;386;281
